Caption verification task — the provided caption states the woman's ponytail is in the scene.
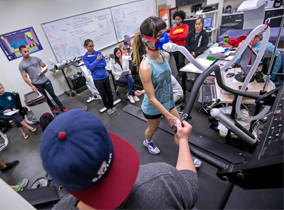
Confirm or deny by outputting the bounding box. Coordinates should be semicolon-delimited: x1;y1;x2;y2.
132;32;146;72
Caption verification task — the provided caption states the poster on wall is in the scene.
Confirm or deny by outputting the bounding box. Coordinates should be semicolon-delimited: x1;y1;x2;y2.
159;9;170;31
0;27;43;61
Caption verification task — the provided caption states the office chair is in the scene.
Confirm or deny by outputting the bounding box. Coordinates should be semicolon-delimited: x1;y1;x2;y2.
175;95;185;113
107;70;128;96
129;59;143;89
0;120;10;151
107;54;128;96
108;59;143;96
13;92;29;118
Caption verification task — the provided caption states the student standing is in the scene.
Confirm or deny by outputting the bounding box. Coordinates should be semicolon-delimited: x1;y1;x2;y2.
18;46;67;114
133;16;179;155
82;39;116;115
170;10;189;72
111;48;139;103
185;17;209;58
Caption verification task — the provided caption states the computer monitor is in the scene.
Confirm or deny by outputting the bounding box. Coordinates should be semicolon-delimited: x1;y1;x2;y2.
204;17;212;28
235;45;257;83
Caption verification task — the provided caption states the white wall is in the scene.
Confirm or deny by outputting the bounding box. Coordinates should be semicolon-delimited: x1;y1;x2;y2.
0;178;35;209
0;0;143;105
167;0;176;8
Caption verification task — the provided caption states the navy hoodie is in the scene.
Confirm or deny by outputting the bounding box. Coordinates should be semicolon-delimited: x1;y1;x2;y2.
0;92;17;119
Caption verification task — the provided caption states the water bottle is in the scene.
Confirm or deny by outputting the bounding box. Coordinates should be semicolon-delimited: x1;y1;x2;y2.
223;35;229;44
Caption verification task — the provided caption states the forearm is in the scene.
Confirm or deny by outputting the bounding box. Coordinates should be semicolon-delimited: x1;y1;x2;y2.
12;101;17;110
196;46;207;56
112;67;122;78
0;108;5;115
170;35;179;42
23;77;33;87
121;49;128;54
185;41;192;53
148;97;173;119
176;138;196;172
89;60;100;70
196;38;209;55
180;32;189;40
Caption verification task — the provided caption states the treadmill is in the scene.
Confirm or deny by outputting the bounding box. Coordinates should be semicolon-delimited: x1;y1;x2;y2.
105;65;284;209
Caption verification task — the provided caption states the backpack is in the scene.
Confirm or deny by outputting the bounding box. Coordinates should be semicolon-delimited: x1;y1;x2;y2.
39;112;54;131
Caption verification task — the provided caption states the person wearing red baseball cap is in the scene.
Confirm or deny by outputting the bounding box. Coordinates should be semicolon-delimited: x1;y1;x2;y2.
40;109;198;209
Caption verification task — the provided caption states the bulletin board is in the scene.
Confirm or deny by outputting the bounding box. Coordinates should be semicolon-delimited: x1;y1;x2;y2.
0;27;43;61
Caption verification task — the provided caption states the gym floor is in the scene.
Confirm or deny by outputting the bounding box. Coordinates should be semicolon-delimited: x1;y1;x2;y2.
0;81;283;209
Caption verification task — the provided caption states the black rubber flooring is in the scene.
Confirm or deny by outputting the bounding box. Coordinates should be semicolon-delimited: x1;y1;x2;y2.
105;111;233;209
106;105;284;210
1;86;283;209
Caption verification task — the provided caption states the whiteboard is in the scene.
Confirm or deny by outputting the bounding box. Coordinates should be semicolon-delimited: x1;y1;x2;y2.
111;0;155;42
42;8;117;62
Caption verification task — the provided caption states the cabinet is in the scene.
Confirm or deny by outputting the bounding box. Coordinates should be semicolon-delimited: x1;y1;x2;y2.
221;7;284;31
264;9;284;27
221;13;244;35
221;14;244;29
176;0;206;7
197;9;219;44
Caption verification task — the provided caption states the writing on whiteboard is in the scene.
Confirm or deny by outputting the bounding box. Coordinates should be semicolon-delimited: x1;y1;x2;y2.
42;8;117;62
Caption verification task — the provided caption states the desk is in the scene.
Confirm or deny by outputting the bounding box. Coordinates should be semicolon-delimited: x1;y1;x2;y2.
178;43;218;98
215;68;269;104
180;58;216;75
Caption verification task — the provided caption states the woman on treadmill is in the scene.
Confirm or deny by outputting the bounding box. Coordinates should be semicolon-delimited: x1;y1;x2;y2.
132;16;180;155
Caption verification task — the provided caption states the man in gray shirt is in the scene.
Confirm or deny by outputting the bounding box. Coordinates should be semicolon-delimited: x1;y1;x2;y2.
18;45;67;113
40;109;198;210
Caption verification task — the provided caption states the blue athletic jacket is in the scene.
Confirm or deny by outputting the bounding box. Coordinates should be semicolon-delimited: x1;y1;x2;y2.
82;51;108;80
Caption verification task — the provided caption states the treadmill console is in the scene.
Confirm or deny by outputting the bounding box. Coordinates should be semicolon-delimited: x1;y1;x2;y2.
217;85;284;189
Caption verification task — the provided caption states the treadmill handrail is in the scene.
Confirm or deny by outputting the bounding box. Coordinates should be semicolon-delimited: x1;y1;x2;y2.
184;65;261;118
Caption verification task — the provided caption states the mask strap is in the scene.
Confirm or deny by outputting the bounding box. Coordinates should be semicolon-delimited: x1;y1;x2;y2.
141;34;158;42
147;47;157;51
141;34;159;51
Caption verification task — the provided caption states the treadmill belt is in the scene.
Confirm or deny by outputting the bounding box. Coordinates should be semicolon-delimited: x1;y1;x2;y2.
105;111;178;166
105;110;233;209
122;104;249;164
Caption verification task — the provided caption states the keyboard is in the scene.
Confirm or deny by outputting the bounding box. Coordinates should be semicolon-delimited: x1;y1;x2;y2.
199;84;217;104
